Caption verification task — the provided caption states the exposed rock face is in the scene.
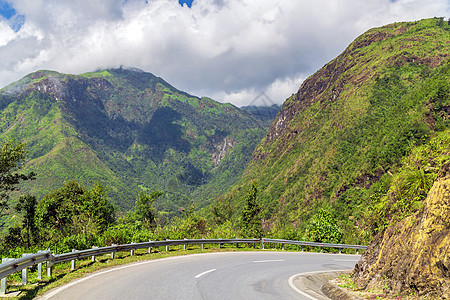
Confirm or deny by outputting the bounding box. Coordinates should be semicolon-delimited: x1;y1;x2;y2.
354;162;450;298
263;22;448;147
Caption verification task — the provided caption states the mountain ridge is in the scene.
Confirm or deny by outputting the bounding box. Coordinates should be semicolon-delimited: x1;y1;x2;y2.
225;18;450;242
0;68;268;220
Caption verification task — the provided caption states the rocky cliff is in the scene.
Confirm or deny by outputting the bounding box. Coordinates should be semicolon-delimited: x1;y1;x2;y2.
354;161;450;298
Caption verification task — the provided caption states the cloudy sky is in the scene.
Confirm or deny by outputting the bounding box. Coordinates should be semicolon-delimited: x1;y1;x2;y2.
0;0;448;106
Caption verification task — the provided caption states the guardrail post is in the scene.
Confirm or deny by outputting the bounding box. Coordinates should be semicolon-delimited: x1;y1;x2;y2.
1;258;13;294
46;248;53;278
71;249;77;270
47;260;53;278
184;238;187;250
37;251;44;280
301;245;304;252
166;239;169;252
131;242;135;256
339;246;342;254
22;253;32;285
0;272;5;295
262;239;265;249
111;244;116;259
219;239;222;249
357;247;359;255
282;242;285;251
236;241;239;248
320;246;323;253
37;261;42;280
148;240;152;254
22;267;28;286
202;238;205;251
92;246;98;262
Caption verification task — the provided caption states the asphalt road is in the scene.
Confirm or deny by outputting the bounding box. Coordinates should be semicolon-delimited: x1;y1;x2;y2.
41;251;360;300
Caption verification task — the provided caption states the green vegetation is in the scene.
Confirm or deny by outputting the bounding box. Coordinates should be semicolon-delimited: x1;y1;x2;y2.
13;195;38;248
366;128;450;234
0;66;268;226
224;18;450;245
133;190;164;227
304;209;343;244
0;140;35;226
239;181;262;238
3;181;115;253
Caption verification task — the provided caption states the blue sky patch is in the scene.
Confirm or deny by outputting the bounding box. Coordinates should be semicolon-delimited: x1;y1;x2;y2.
0;1;15;19
179;0;193;8
0;0;25;32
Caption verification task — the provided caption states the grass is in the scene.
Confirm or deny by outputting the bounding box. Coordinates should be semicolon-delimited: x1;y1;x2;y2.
335;273;359;290
334;274;437;299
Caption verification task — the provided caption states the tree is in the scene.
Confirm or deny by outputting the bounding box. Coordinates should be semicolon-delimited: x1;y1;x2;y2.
15;194;38;247
211;196;233;225
81;183;116;233
36;181;116;241
240;181;262;238
0;139;35;224
304;209;343;243
134;190;164;227
36;181;85;237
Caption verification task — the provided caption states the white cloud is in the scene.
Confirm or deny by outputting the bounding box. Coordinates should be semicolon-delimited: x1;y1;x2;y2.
0;0;449;106
0;20;15;46
211;74;305;107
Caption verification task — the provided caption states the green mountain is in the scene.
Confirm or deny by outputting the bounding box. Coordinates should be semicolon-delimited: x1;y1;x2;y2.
0;68;267;219
225;18;450;243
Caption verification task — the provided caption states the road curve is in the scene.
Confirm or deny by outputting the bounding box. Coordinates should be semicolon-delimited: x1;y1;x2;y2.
40;251;360;300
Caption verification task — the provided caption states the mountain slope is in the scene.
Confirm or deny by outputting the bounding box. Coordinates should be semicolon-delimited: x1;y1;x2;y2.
0;68;267;216
226;18;450;243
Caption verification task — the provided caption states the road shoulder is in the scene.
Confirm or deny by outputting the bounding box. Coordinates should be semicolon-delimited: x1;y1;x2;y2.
290;270;359;300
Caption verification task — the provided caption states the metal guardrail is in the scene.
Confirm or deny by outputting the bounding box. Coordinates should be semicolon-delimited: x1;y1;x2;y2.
51;238;260;265
0;250;51;280
261;238;367;253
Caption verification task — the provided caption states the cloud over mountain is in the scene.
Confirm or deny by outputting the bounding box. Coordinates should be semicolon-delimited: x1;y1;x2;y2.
0;0;448;105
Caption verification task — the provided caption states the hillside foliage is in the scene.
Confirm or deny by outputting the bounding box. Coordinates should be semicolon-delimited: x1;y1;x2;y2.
224;18;450;244
0;68;268;226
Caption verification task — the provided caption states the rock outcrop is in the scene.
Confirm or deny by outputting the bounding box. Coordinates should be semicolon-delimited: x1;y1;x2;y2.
354;162;450;298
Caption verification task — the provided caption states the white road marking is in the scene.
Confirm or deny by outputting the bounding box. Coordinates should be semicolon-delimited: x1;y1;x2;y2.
195;268;216;279
253;259;285;263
